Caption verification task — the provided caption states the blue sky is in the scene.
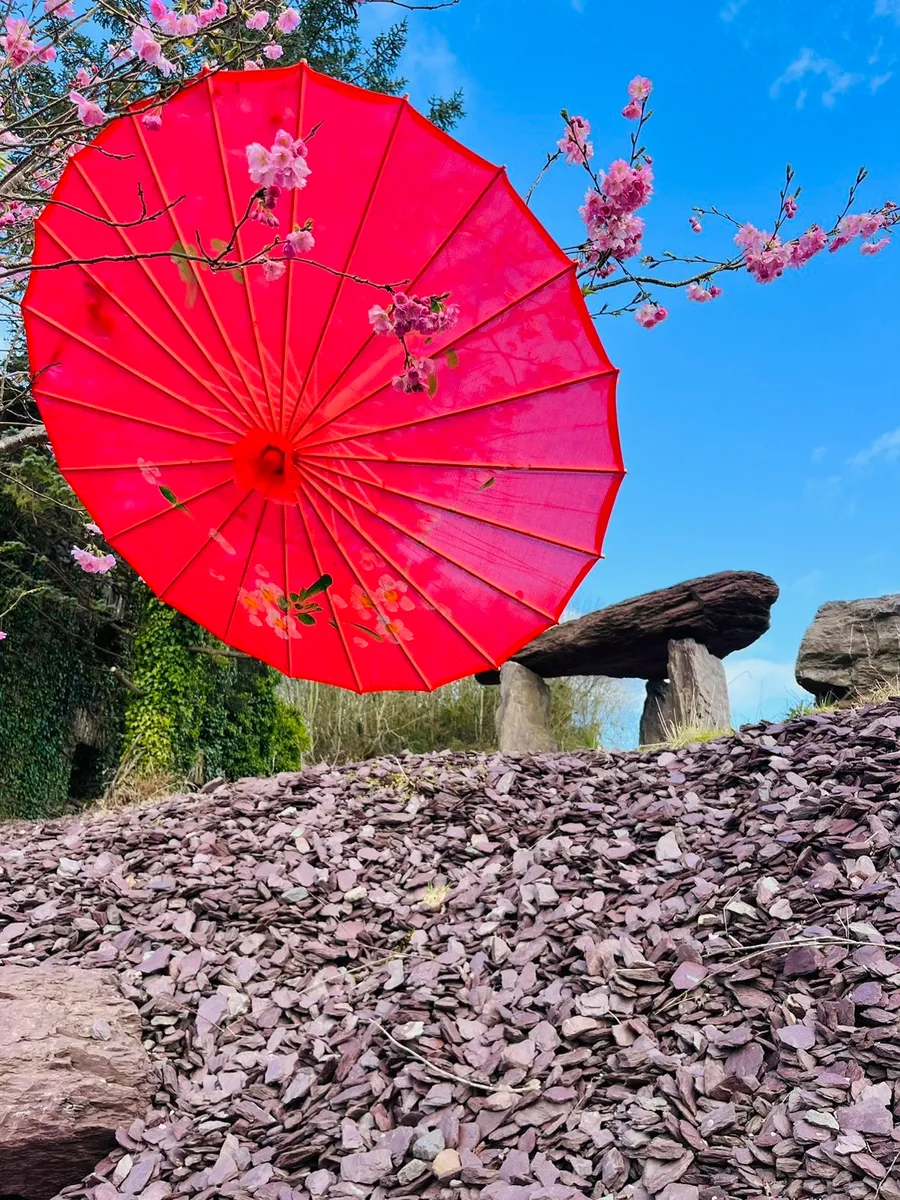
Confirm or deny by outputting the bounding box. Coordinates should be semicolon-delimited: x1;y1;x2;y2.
364;0;900;738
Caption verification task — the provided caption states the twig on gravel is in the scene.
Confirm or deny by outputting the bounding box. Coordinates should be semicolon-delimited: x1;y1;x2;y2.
363;1016;541;1096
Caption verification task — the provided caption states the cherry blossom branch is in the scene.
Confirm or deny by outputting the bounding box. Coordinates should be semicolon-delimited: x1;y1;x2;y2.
541;75;895;327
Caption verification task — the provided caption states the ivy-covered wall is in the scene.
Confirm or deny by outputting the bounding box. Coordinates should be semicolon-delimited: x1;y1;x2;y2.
123;594;308;783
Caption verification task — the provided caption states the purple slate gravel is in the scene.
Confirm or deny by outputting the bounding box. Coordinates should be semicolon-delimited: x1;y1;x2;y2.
1;703;900;1200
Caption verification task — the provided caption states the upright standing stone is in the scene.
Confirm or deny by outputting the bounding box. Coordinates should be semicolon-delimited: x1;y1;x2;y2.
639;678;674;745
495;662;557;754
666;638;731;731
0;965;154;1200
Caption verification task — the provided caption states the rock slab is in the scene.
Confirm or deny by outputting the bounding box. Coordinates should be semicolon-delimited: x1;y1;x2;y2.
0;965;153;1200
796;594;900;701
495;662;557;754
477;570;778;683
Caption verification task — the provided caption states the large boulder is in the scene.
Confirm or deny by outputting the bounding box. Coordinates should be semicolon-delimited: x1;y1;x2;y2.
0;965;153;1200
477;571;779;684
796;595;900;702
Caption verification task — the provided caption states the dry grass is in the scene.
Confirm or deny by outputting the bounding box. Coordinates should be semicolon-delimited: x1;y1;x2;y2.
96;741;189;811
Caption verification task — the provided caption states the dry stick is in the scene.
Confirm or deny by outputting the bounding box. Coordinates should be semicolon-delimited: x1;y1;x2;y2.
655;933;900;1016
363;1016;540;1096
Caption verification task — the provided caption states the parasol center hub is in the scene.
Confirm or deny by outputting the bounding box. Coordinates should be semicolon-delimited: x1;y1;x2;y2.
230;427;303;503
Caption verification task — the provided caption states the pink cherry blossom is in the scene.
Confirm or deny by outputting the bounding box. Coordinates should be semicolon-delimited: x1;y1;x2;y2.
263;42;283;58
85;522;103;535
734;223;766;252
131;24;174;75
621;99;642;120
784;196;798;219
246;129;310;190
69;90;107;126
689;215;702;233
197;0;227;26
744;235;792;284
0;131;22;146
580;192;645;261
368;304;393;335
600;159;654;214
0;631;7;642
1;17;53;66
262;258;286;281
557;116;593;166
686;282;721;302
244;59;262;69
788;224;827;266
45;0;77;16
393;357;436;393
284;226;315;257
275;6;300;32
635;302;667;329
245;9;269;29
628;75;652;101
861;237;890;255
74;66;94;87
141;109;163;131
829;211;885;252
71;546;116;574
370;293;459;339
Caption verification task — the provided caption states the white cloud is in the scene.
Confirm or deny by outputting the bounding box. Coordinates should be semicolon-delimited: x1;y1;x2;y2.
850;427;900;466
721;0;751;18
400;27;466;108
725;654;802;725
811;445;827;462
770;48;865;107
875;0;900;22
870;70;894;91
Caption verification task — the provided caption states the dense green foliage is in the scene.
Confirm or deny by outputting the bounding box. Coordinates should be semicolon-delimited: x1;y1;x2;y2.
0;450;126;818
123;595;308;784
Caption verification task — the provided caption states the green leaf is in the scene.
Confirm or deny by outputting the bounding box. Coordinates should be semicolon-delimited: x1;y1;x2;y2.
328;619;338;630
349;621;383;642
446;348;459;369
296;611;317;626
304;573;333;597
276;595;290;613
169;240;199;308
427;371;438;398
289;592;304;604
477;476;495;491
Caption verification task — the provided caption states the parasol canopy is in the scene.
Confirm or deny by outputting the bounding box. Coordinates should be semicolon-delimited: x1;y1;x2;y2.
24;63;623;691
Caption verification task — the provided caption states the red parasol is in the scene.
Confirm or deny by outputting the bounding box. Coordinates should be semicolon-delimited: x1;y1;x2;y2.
24;64;623;691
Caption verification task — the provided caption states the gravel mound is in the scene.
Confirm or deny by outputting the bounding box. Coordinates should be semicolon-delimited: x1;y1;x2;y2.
2;704;900;1200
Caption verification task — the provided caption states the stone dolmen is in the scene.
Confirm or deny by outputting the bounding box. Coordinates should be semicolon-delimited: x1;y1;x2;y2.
478;571;780;751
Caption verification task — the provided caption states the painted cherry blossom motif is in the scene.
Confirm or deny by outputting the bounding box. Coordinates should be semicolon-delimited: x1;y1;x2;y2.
137;457;161;485
240;573;332;639
350;583;378;621
266;608;301;640
380;617;414;644
358;548;385;573
239;587;269;627
375;574;415;613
